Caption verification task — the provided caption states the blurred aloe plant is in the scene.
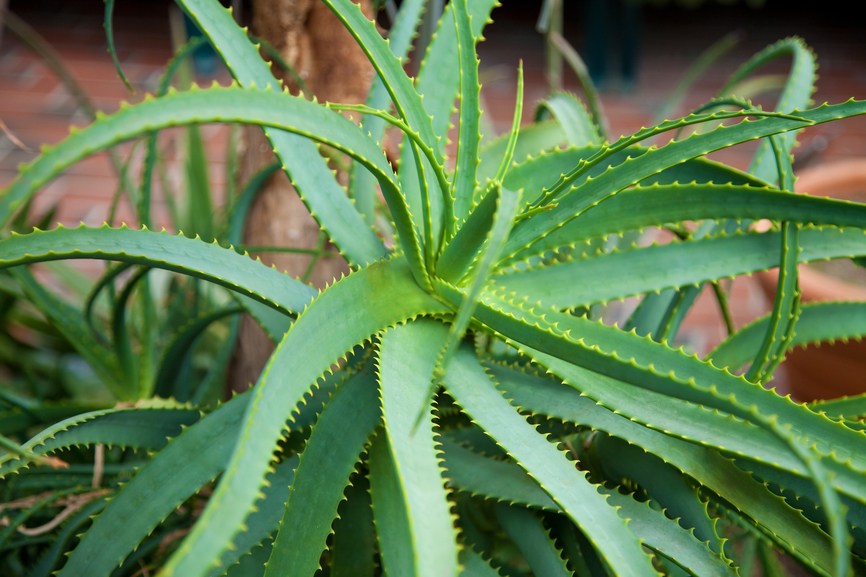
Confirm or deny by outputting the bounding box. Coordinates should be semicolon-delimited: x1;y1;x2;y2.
3;1;866;576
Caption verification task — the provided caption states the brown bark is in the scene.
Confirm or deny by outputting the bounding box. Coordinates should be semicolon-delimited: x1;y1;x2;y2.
227;0;375;392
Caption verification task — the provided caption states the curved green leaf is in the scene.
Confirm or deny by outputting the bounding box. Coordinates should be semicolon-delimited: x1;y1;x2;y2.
450;0;482;230
176;0;387;267
0;402;199;477
398;0;498;241
442;344;658;577
453;286;866;481
745;221;799;382
496;226;866;310
506;182;866;271
321;0;448;254
503;99;866;261
721;38;816;184
0;225;317;315
592;434;723;554
348;0;426;226
495;503;572;577
207;458;298;577
156;257;448;577
369;320;459;577
536;92;601;147
330;475;376;577
264;363;381;576
709;302;866;371
811;394;866;421
58;394;248;577
436;186;521;377
476;120;566;185
490;359;836;575
441;435;557;510
598;486;735;577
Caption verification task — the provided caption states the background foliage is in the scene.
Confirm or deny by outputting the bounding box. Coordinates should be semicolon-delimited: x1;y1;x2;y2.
2;1;866;576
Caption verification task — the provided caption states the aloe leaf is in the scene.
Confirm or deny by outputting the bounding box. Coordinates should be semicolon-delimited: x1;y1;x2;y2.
0;402;104;437
321;0;448;250
546;514;608;577
495;503;572;577
459;287;866;477
491;64;525;186
436;186;521;380
450;0;482;231
370;319;459;577
416;0;497;151
642;99;794;347
0;226;317;315
708;302;866;372
536;92;601;147
175;0;386;267
441;435;557;510
348;0;425;227
436;181;500;284
500;142;760;200
592;434;723;554
811;394;866;421
495;226;866;310
442;344;659;577
0;86;406;268
746;222;800;382
56;394;247;577
320;0;441;163
597;486;736;577
492;360;837;575
720;38;816;184
509;181;865;270
156;257;448;577
500;155;774;266
503;99;866;259
449;433;734;577
207;458;298;577
397;0;498;238
0;402;198;475
459;548;503;577
492;348;866;513
330;475;376;577
264;363;381;576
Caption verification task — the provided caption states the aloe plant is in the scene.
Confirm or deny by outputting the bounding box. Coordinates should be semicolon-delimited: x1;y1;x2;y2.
3;1;866;576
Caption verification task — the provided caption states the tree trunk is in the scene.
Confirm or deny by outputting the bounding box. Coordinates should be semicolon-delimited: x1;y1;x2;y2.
228;0;375;392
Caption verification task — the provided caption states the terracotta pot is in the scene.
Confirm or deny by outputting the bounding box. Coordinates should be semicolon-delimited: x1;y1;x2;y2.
756;159;866;401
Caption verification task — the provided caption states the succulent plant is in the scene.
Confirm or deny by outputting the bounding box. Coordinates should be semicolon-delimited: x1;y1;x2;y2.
3;1;866;576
